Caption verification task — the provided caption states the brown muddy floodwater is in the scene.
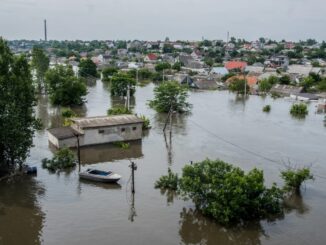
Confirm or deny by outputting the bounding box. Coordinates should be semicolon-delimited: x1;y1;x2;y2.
1;81;326;245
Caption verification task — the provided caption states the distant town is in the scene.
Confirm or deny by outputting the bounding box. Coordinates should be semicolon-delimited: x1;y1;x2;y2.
7;37;326;100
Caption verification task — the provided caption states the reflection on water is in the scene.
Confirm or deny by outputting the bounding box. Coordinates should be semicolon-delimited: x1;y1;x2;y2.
179;208;264;245
0;177;44;245
77;140;143;164
284;193;310;215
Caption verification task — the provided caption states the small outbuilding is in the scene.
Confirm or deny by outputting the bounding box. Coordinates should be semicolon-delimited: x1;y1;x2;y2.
48;115;144;148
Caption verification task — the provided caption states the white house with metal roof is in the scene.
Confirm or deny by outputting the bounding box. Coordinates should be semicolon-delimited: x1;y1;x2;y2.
48;115;144;148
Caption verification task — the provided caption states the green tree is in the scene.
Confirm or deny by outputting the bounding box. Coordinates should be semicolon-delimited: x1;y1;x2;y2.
178;159;283;225
31;46;49;92
149;81;191;113
155;62;171;72
228;79;250;95
78;58;97;78
172;62;182;71
279;75;291;85
111;73;136;96
258;79;273;93
0;39;40;174
45;65;87;106
290;103;308;118
102;67;118;81
107;106;132;115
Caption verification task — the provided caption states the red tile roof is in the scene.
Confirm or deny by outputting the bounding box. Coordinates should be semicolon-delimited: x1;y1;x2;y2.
147;53;157;60
225;61;247;71
226;75;258;87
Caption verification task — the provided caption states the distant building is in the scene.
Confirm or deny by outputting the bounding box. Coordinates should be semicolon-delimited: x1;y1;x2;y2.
48;115;144;148
270;84;303;96
225;61;247;71
144;53;158;63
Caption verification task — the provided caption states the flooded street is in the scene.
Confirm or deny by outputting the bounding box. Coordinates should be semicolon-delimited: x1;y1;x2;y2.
1;80;326;245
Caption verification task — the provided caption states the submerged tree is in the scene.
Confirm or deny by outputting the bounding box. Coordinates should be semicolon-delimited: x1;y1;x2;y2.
0;38;40;174
45;65;87;106
281;167;314;194
111;73;136;96
78;58;97;78
228;79;250;95
31;46;49;92
178;159;283;225
149;81;191;113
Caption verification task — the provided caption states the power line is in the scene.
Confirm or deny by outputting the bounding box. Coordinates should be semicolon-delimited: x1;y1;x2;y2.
188;118;326;180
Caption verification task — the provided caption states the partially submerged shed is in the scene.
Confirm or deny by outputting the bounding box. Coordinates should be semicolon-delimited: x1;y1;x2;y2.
48;115;144;148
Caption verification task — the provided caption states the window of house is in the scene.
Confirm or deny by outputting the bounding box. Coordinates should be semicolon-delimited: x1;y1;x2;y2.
132;126;137;131
121;128;125;132
98;129;104;134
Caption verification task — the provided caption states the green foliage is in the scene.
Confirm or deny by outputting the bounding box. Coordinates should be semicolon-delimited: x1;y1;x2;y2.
0;38;40;174
228;79;250;95
61;108;77;126
317;79;326;92
149;81;191;113
107;106;132;115
102;67;118;81
172;62;182;71
263;105;271;112
31;46;49;91
279;75;291;85
178;159;283;225
290;103;308;118
45;65;87;106
61;108;76;118
139;115;151;130
155;168;179;190
42;147;76;172
155;62;171;72
78;58;97;78
281;167;314;193
221;73;236;82
259;79;273;93
111;73;136;96
113;141;130;149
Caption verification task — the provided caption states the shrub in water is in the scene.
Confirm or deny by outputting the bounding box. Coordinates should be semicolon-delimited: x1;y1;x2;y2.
290;103;308;117
42;147;76;171
107;106;132;115
139;115;151;130
155;168;179;190
281;167;314;194
263;105;271;112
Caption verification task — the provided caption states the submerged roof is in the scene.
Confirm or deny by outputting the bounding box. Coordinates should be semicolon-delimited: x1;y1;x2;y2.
71;115;144;129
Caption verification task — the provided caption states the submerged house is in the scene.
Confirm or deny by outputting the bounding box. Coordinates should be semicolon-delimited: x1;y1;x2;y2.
48;115;144;148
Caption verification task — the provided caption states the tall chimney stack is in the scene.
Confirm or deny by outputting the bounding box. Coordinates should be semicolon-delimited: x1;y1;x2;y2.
44;19;47;42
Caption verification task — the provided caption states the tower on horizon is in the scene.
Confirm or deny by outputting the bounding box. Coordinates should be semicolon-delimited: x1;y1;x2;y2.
44;19;47;42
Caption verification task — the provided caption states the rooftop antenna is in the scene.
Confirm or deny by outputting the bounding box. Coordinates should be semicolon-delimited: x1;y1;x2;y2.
44;19;47;42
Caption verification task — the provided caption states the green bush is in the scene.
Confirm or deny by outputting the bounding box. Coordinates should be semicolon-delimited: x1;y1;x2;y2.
155;168;179;190
139;115;151;130
113;141;130;149
263;105;271;112
61;108;76;118
42;147;76;171
178;159;283;225
281;167;314;193
107;106;132;115
290;103;308;117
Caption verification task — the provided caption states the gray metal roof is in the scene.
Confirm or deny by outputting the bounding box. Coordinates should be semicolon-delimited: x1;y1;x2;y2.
48;126;81;140
71;115;144;129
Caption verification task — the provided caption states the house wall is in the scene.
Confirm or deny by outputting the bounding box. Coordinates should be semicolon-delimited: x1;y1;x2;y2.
82;123;143;146
48;132;59;148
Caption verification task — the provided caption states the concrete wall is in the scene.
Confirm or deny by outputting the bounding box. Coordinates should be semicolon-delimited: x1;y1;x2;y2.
82;123;143;146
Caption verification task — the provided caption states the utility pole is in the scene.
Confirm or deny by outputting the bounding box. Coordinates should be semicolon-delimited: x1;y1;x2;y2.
162;69;165;82
127;83;130;111
74;133;81;171
136;68;139;84
44;19;47;42
129;161;137;193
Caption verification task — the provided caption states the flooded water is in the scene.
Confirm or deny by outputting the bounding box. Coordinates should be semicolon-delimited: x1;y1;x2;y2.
1;80;326;245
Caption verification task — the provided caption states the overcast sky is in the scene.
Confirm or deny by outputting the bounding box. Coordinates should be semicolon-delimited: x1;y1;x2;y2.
1;0;325;41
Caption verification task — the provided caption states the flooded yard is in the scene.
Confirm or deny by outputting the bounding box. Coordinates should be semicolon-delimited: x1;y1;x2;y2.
1;80;326;245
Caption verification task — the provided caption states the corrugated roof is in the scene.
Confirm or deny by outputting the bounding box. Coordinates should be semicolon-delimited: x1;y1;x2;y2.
48;126;81;140
71;115;144;129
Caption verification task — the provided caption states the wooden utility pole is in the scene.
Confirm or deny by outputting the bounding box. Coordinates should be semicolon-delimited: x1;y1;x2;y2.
74;133;81;171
